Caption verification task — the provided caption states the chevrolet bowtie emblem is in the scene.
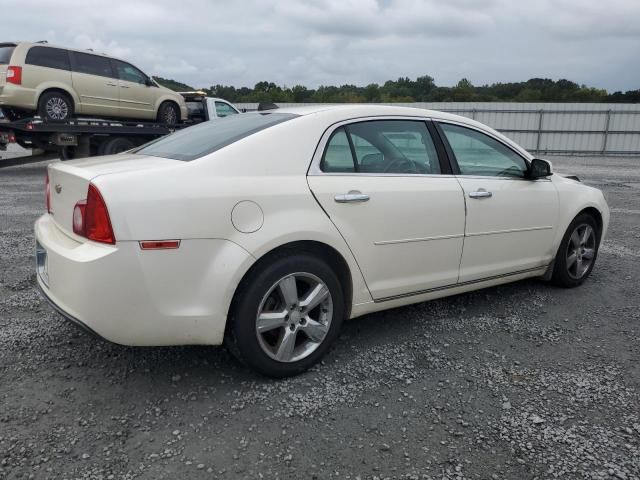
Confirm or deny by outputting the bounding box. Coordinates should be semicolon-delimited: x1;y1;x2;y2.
55;184;62;194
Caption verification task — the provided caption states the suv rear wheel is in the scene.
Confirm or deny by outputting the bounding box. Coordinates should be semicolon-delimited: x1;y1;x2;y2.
38;91;73;122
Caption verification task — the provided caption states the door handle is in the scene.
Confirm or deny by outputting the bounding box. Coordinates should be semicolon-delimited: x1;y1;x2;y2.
334;191;370;203
106;82;117;87
469;190;492;199
119;85;130;89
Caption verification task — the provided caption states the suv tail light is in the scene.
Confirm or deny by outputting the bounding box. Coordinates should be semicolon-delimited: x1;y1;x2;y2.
6;66;22;85
45;172;51;213
72;184;115;244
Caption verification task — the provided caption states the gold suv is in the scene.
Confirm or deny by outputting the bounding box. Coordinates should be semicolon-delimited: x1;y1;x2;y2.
0;42;187;124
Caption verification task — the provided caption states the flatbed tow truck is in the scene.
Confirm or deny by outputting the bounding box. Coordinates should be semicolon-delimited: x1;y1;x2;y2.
0;92;241;162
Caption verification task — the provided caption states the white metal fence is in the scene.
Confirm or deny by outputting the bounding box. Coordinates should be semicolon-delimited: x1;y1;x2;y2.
235;102;640;155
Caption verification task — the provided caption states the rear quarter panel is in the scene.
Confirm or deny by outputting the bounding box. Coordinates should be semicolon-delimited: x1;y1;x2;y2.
93;114;374;311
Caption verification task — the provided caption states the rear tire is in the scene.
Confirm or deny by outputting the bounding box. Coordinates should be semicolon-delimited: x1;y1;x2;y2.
226;252;345;377
100;137;134;156
59;146;77;161
550;213;600;288
38;91;73;122
156;102;180;126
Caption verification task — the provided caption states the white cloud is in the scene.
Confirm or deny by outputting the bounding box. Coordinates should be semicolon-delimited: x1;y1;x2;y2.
2;0;639;91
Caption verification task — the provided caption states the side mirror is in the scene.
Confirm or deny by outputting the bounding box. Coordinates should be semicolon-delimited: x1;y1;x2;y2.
145;78;155;87
528;158;553;179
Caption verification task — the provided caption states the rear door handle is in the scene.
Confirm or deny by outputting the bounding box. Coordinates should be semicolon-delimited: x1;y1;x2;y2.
469;190;492;199
106;82;118;87
334;191;370;203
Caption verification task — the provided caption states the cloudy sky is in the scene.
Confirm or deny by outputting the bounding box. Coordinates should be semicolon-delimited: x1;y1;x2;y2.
5;0;640;91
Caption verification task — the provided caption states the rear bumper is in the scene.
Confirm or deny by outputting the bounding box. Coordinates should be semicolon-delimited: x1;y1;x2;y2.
0;84;37;110
34;213;254;346
37;280;110;342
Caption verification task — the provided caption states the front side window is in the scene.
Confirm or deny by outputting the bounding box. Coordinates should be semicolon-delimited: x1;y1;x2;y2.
215;101;238;117
321;120;440;174
135;112;298;161
72;52;114;78
112;60;147;84
25;47;70;71
439;123;527;178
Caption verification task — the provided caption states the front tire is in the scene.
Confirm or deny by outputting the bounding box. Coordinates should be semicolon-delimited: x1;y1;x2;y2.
551;213;600;288
156;102;180;125
226;253;345;377
38;91;73;122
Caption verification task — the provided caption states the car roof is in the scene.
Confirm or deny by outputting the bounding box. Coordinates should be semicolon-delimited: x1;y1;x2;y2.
273;104;532;159
276;103;485;127
14;41;130;63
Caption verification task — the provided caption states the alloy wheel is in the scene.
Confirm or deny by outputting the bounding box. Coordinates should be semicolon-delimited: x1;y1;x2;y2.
566;223;596;280
255;272;333;363
46;97;69;120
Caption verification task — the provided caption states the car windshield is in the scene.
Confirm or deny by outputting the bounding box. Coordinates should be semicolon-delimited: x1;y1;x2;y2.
135;112;298;161
0;45;16;64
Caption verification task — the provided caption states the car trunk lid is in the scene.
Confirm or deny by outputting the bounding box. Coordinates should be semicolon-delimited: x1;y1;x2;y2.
47;154;178;239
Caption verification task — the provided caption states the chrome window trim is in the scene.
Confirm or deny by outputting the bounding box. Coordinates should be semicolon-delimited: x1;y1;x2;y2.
308;115;440;176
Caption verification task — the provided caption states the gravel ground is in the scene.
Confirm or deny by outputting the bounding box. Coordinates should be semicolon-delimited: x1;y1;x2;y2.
0;155;639;480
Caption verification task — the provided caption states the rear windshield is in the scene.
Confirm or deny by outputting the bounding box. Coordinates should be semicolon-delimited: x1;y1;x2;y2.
135;112;298;161
0;45;16;64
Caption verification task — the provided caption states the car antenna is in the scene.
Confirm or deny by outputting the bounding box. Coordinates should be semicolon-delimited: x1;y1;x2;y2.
35;40;48;44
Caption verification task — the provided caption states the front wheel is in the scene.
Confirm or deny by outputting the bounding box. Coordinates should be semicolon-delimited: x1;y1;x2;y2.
226;253;345;377
551;213;600;287
156;102;179;125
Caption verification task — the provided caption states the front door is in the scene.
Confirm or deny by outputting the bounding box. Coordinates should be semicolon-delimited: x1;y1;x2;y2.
111;60;156;120
437;122;559;283
308;119;466;300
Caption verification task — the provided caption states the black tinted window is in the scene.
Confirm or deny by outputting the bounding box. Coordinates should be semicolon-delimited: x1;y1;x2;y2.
0;45;16;64
72;52;113;77
25;46;71;70
135;113;299;161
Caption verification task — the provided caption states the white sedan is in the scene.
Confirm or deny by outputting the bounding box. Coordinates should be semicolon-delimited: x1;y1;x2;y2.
35;105;609;377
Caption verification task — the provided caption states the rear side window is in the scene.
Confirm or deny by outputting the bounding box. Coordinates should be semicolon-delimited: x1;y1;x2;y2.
25;46;71;71
72;52;114;77
0;45;16;64
322;120;441;174
135;112;299;161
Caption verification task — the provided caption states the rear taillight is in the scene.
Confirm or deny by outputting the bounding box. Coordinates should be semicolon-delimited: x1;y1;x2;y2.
45;172;51;213
72;184;115;244
7;66;22;85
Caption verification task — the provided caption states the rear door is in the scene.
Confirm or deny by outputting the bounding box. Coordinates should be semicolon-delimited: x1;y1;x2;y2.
111;60;156;120
436;121;559;282
308;118;466;300
69;51;119;117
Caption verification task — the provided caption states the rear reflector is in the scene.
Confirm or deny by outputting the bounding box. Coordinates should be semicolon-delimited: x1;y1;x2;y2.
7;66;22;85
139;240;181;250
